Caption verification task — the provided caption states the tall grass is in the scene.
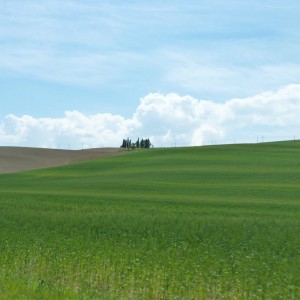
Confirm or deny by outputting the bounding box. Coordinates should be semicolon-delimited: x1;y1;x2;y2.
0;141;300;299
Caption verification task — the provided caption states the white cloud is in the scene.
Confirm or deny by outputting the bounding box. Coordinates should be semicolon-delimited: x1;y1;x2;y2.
1;84;300;148
0;112;140;149
164;49;300;100
0;1;149;86
1;0;300;103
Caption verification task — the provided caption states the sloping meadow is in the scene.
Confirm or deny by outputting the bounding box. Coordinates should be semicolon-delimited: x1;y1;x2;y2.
0;142;300;299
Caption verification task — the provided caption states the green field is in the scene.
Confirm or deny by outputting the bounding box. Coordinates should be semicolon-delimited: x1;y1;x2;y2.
0;141;300;299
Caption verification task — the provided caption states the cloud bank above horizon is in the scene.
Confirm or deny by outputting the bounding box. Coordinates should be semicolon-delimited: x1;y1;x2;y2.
1;85;300;149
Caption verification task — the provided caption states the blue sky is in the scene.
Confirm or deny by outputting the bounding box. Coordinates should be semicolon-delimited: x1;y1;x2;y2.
1;0;300;147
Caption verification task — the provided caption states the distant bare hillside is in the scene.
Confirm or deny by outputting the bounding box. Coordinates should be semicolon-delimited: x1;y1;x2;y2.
0;147;124;174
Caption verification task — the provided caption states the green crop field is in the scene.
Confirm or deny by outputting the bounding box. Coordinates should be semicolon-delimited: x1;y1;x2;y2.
0;141;300;299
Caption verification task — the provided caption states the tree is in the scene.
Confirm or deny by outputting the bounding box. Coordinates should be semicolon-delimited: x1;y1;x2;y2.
121;138;151;149
145;138;151;148
121;139;126;148
120;138;131;149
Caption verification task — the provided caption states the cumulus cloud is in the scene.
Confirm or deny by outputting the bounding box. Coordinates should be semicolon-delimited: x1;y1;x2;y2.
0;112;140;149
1;84;300;148
133;84;300;146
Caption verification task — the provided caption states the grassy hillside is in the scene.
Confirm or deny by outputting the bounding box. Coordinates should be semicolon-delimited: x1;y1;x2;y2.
0;141;300;299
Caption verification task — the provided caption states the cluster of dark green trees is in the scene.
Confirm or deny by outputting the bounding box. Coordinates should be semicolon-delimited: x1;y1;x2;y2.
120;138;152;149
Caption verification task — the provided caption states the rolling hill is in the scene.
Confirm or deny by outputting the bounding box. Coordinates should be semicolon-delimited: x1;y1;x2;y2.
0;141;299;299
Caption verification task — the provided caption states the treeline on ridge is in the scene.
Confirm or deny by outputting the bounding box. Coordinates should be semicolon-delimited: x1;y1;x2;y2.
120;138;152;149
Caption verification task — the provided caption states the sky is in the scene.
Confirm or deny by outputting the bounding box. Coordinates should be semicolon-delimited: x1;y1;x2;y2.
1;0;300;148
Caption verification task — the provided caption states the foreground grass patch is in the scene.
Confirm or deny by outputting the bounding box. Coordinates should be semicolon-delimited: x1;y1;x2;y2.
0;142;300;299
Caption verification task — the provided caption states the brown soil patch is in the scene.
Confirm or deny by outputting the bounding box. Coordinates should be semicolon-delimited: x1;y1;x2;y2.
0;147;125;174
